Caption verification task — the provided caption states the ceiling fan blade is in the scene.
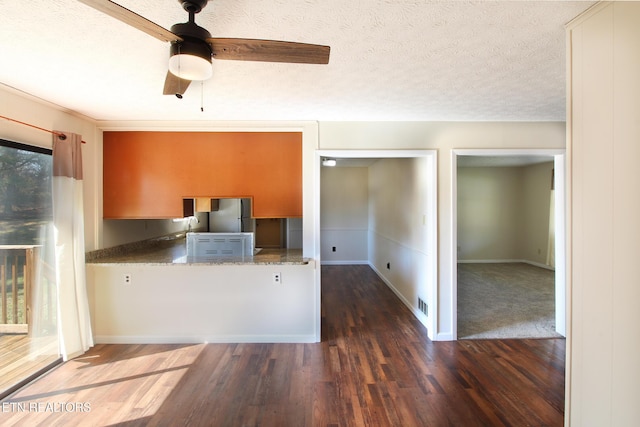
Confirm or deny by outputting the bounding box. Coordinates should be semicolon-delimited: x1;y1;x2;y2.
208;38;330;64
77;0;181;43
163;72;191;96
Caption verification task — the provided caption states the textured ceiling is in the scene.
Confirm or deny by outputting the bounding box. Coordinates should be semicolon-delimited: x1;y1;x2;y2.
0;0;594;122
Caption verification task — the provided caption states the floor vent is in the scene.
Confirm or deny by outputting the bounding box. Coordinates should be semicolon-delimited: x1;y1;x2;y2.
418;298;428;316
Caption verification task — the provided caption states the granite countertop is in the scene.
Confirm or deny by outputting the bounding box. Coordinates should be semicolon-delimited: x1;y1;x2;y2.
86;234;309;266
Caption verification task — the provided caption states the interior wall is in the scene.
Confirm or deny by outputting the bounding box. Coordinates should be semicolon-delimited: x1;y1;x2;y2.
1;89;568;342
320;166;369;263
0;85;103;251
319;121;565;339
88;262;317;343
520;162;554;264
368;158;431;327
102;217;205;248
457;167;522;260
457;162;553;265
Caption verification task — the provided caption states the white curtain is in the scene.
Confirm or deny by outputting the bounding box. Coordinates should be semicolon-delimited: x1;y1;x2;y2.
52;131;93;361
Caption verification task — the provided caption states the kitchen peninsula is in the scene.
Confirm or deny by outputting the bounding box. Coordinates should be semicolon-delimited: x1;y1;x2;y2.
87;233;309;265
85;234;316;345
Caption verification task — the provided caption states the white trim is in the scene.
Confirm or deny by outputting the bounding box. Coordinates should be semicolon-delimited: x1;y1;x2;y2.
457;259;555;271
321;260;369;265
369;229;429;257
94;120;317;133
94;334;317;344
453;148;566;158
554;155;567;336
564;22;575;426
435;332;455;341
369;263;431;335
315;149;438;341
565;1;612;30
451;151;459;340
0;83;98;124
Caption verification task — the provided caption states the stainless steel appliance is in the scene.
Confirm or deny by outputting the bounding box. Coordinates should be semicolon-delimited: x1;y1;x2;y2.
208;198;253;233
186;232;255;257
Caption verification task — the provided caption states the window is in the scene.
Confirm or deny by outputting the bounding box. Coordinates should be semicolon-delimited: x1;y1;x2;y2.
0;139;60;398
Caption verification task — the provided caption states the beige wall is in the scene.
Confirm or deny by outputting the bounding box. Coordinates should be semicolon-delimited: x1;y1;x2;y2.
320;166;369;263
520;162;554;264
318;157;435;335
457;167;522;260
320;121;565;339
457;162;553;265
368;157;433;329
102;216;206;248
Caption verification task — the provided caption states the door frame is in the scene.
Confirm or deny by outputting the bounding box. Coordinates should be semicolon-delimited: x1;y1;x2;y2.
315;149;438;340
451;148;567;339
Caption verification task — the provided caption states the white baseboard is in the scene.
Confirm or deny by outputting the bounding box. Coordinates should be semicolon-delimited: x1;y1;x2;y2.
94;334;318;344
435;332;454;341
368;262;435;341
457;259;555;271
321;260;369;265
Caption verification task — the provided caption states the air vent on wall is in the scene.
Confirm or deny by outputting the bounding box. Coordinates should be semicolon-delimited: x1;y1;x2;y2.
418;298;428;316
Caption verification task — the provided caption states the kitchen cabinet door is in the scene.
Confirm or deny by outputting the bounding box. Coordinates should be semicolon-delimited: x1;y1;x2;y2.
103;131;302;219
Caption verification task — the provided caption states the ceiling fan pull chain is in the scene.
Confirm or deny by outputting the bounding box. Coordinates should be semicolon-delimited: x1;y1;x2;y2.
200;81;204;112
177;46;182;96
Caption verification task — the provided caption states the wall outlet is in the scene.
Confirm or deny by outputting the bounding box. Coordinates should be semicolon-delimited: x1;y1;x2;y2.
272;272;282;284
386;262;390;270
332;246;336;252
124;273;132;285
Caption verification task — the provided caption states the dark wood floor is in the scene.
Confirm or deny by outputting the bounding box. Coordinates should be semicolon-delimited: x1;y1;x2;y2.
0;265;565;426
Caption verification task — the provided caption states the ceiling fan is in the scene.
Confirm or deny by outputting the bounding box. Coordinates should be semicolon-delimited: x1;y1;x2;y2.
77;0;330;97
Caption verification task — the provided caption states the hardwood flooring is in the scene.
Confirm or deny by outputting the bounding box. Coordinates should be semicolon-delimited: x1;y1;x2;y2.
0;334;59;399
0;265;565;426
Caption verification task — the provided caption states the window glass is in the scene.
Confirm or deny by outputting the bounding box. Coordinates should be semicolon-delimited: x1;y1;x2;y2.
0;139;59;398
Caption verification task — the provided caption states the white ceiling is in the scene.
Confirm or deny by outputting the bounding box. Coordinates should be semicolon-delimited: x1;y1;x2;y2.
0;0;594;122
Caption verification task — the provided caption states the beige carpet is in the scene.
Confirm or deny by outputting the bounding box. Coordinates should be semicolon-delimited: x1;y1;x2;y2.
457;262;563;339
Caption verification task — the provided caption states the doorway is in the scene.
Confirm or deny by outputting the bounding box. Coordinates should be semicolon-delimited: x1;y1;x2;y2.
315;150;438;340
452;149;566;339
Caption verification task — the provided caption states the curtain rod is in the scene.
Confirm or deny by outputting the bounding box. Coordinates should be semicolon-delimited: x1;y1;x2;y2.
0;114;87;144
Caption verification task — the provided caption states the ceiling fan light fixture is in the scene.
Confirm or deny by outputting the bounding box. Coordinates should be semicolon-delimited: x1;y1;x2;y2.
169;40;212;81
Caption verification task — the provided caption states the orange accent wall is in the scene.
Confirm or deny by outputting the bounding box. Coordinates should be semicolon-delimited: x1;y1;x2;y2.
103;131;302;219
